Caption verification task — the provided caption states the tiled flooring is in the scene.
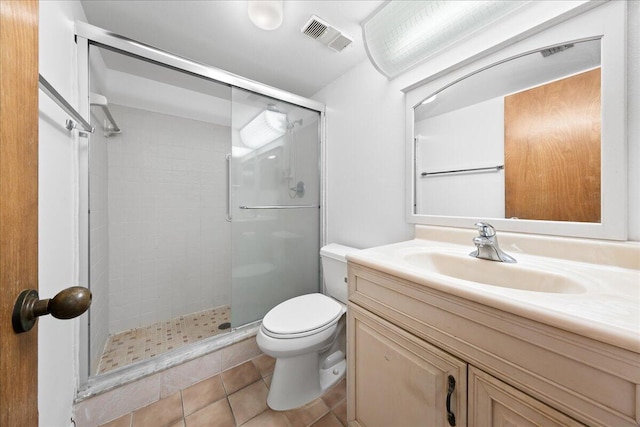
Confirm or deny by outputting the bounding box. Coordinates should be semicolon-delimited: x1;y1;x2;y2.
98;306;231;374
99;353;347;427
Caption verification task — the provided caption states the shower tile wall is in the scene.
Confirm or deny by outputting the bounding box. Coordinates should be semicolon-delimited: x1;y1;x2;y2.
107;104;231;333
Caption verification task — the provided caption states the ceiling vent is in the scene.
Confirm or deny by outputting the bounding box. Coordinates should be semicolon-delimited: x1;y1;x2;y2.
301;15;353;53
540;43;575;58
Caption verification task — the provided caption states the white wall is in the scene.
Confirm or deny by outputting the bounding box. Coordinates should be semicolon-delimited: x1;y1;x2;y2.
315;1;640;244
628;0;640;241
313;62;414;249
39;2;88;426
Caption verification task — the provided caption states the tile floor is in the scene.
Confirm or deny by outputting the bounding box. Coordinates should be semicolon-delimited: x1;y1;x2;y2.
98;353;347;427
98;306;231;374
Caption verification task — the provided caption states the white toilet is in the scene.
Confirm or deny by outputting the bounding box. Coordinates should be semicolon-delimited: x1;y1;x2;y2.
256;243;357;411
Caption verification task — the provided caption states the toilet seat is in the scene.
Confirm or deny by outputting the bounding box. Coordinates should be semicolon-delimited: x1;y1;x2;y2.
262;293;344;339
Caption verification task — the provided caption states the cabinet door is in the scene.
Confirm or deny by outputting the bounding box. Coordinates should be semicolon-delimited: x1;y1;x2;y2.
469;366;586;427
348;304;467;427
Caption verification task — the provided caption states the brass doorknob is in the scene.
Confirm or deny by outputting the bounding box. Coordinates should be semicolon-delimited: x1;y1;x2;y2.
12;286;92;333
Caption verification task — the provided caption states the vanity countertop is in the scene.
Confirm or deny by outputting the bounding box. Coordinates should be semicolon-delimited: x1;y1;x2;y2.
346;226;640;354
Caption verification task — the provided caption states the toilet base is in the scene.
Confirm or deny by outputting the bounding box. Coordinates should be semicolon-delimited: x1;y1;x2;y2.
320;357;346;392
266;350;346;411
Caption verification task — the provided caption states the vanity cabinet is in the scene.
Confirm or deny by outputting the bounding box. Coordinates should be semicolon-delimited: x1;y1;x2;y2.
347;263;640;427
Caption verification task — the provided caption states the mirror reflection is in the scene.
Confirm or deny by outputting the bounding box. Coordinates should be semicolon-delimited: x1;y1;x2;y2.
414;38;601;223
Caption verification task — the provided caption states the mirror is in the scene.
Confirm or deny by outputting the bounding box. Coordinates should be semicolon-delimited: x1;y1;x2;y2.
405;1;627;240
414;39;601;222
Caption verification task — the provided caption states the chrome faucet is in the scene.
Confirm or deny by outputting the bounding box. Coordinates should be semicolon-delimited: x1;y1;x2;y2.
469;222;517;263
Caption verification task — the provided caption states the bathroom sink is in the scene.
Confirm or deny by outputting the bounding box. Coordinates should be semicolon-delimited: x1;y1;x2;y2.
403;250;587;294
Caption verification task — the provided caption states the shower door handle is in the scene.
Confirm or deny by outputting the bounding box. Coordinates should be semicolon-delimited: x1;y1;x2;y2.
225;153;232;222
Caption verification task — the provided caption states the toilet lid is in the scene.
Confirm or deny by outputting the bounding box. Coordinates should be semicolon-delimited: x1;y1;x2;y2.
262;293;344;336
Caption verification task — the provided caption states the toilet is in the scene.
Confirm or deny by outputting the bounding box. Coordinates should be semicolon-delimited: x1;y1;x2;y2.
256;243;358;411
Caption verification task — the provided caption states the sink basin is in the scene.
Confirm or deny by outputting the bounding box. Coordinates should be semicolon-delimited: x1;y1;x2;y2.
403;250;587;294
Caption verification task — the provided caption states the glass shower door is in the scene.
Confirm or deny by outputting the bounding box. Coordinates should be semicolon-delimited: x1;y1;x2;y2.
86;44;234;376
230;88;321;327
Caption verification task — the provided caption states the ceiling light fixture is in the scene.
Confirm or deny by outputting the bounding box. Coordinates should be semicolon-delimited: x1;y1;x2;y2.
240;106;287;149
232;146;253;158
362;1;529;78
248;0;283;31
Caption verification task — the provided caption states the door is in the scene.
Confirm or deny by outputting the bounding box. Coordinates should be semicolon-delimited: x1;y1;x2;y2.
348;304;467;427
0;1;39;426
504;68;601;222
85;45;234;376
230;88;321;327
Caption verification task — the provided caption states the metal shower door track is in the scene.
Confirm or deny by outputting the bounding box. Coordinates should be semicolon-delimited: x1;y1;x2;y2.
74;21;325;113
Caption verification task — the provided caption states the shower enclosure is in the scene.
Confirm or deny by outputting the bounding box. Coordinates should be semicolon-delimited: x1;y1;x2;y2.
78;23;324;383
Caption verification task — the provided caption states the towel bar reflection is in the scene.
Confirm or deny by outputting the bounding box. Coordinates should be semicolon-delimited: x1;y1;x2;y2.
421;165;504;177
39;74;95;134
239;205;319;210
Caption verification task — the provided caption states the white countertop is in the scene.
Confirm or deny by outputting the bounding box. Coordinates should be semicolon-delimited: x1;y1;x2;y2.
346;227;640;354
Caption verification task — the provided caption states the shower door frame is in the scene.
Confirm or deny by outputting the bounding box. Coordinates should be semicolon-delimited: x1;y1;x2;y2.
75;22;327;386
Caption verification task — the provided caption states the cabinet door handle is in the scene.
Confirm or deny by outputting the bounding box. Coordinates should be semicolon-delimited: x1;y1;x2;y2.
446;375;456;426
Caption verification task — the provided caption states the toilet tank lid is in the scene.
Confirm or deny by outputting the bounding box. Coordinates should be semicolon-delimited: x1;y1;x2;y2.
320;243;359;261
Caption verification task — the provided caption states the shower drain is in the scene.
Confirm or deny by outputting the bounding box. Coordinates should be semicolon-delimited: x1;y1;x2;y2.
218;322;231;330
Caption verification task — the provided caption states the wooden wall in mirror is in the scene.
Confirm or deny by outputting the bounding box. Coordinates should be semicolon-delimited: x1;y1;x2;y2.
504;67;601;223
405;1;627;240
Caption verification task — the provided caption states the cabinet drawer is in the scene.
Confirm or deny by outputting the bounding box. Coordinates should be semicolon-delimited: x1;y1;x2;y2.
469;366;586;427
348;304;467;427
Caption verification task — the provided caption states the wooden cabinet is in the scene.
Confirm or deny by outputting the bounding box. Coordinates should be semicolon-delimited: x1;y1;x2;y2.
347;263;640;427
348;304;466;427
348;305;585;427
469;366;584;427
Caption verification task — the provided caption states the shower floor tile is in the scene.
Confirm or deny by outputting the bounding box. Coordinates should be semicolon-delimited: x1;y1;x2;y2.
97;305;230;374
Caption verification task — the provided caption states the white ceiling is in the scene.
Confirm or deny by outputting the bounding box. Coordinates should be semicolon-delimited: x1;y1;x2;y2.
80;0;384;98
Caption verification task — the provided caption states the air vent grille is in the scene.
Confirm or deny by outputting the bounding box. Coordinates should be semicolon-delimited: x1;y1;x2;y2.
540;44;575;57
301;15;353;53
303;18;328;40
328;33;353;52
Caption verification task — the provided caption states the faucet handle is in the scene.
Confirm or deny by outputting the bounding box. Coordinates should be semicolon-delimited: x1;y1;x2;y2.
475;222;496;237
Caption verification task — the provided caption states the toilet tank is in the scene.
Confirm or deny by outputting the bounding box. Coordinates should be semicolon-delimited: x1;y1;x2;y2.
320;244;359;304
